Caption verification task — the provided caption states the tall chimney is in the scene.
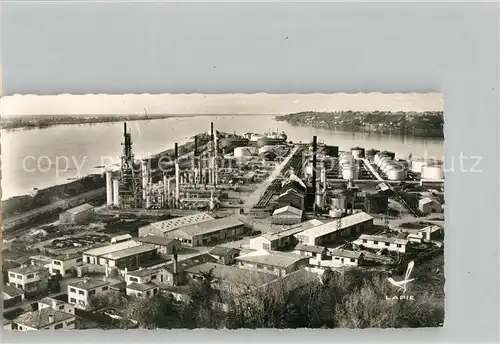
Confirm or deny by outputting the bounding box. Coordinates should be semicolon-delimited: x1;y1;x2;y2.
106;170;113;206
163;174;168;208
194;135;198;157
174;143;180;208
312;136;317;209
123;122;127;137
173;250;179;286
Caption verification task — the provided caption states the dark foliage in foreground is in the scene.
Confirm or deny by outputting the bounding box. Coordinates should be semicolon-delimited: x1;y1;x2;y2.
89;268;444;329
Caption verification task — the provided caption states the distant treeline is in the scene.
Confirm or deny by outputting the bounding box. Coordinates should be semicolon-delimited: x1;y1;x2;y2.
276;111;444;138
0;114;173;130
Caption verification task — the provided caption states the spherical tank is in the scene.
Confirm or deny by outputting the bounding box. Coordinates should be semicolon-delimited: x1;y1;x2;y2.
411;159;427;173
421;165;444;180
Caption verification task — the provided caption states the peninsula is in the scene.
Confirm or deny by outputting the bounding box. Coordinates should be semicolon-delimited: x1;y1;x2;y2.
276;111;444;138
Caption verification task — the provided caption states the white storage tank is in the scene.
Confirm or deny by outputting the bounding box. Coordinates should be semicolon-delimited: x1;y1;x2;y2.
386;167;407;181
106;170;113;206
234;147;255;158
315;193;326;208
258;146;275;155
329;209;343;218
421;165;444;180
112;179;120;207
341;163;359;180
351;147;365;159
411;159;427;173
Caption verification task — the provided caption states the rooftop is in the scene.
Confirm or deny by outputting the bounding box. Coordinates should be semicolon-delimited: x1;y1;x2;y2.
279;188;306;199
236;250;309;269
3;284;24;297
83;240;141;257
358;234;408;245
297;212;374;239
38;297;65;307
329;248;364;259
273;205;303;217
209;246;240;257
137;235;178;247
126;282;157;292
150;212;215;233
419;197;439;205
263;219;326;241
68;278;111;291
8;264;48;275
100;243;157;260
13;308;74;329
126;267;161;278
294;243;327;254
164;253;218;273
253;268;320;298
175;217;244;237
185;262;277;287
53;252;82;262
65;203;94;215
111;234;133;242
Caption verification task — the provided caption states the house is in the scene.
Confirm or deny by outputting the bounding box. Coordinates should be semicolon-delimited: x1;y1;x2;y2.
208;246;240;265
7;264;50;293
137;236;182;255
248;219;325;251
3;284;25;308
59;203;94;225
418;197;442;215
83;240;142;265
295;212;374;246
126;282;160;298
139;212;215;238
354;234;409;254
50;253;84;277
28;255;53;269
329;249;364;266
38;297;75;315
235;250;310;276
67;278;117;310
162;253;218;286
272;205;304;225
164;217;245;247
125;267;168;285
293;243;328;260
7;308;75;331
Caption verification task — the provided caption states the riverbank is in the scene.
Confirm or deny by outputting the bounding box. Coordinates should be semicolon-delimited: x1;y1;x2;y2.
275;111;444;138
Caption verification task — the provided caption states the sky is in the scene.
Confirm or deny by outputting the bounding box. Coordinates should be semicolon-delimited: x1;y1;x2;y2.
0;93;443;116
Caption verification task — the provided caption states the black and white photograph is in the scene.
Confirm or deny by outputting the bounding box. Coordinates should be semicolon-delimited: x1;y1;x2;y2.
1;92;445;330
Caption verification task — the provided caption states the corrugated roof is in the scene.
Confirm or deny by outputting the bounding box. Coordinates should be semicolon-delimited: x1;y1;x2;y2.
65;203;94;215
151;212;215;233
236;250;309;269
176;217;244;237
263;219;327;241
358;234;408;245
101;243;157;260
297;212;374;240
294;243;327;254
83;240;141;257
13;308;74;329
273;205;303;217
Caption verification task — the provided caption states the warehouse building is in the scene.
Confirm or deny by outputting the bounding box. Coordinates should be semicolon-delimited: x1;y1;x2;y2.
59;204;94;225
164;217;245;247
82;240;142;265
354;234;409;254
235;250;310;276
418;197;442;215
138;212;215;238
99;244;160;271
137;236;182;255
272;205;303;225
293;243;328;260
295;212;374;246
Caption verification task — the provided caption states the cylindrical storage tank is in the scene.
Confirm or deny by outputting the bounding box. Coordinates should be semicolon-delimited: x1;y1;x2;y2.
351;147;365;159
315;193;325;208
106;171;113;206
411;159;428;173
234;147;254;158
331;196;347;210
112;179;120;207
329;209;343;218
421;165;444;180
257;137;285;148
365;149;378;161
341;163;359;180
386;167;407;181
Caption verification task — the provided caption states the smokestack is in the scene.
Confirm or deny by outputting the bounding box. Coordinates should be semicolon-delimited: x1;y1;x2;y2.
173;250;179;286
194;136;198;157
112;179;120;207
124;122;127;136
210;122;214;143
312;136;317;208
175;143;180;207
174;143;178;160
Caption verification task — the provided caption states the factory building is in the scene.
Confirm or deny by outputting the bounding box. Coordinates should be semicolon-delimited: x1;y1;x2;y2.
82;240;142;265
59;204;94;225
295;212;374;246
136;236;182;255
354;234;409;254
163;217;245;247
98;244;160;271
272;205;304;225
418;197;442;215
235;250;310;276
138;212;215;238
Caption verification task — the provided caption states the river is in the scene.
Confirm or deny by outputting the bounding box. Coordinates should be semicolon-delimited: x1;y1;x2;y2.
1;115;444;200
